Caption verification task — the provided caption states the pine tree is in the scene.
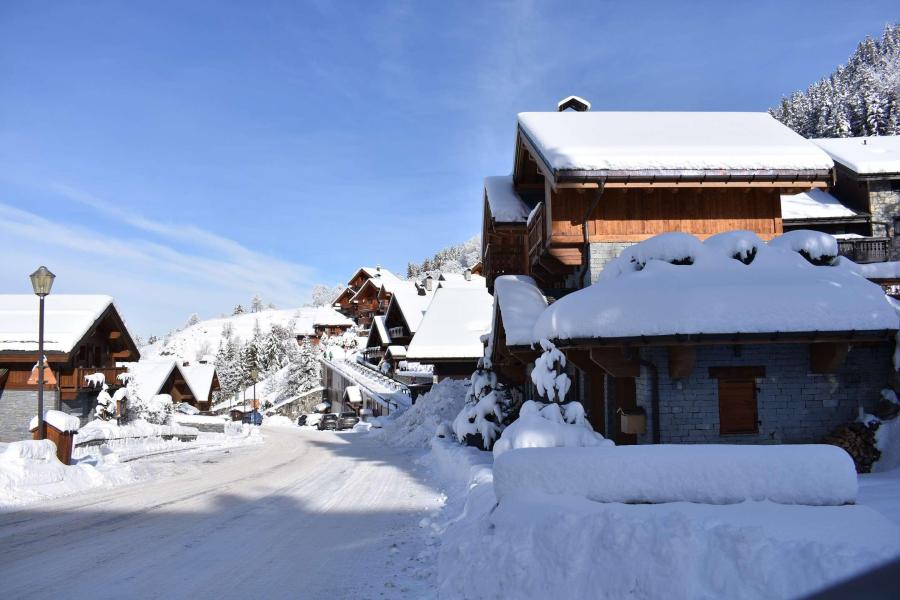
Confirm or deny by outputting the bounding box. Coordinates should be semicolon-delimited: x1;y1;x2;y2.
282;337;321;397
185;313;200;328
251;294;264;313
233;304;245;315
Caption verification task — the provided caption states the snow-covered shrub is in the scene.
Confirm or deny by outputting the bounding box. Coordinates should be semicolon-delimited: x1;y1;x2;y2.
133;394;173;425
600;232;704;279
451;357;513;450
531;340;570;402
492;400;612;457
704;230;761;265
769;230;838;265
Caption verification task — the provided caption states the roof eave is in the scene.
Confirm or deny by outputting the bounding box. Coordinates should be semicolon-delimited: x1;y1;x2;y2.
545;329;897;349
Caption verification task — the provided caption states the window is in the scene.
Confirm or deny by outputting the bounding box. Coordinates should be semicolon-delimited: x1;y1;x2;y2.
388;326;405;338
710;367;763;435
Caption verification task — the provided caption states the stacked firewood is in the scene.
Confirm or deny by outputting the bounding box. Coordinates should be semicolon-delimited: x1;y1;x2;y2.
823;421;882;473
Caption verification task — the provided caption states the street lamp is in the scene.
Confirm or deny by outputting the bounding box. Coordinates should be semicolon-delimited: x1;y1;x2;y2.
251;368;258;414
30;266;55;440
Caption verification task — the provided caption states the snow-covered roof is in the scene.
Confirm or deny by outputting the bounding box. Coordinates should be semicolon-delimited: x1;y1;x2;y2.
812;136;900;175
180;363;217;401
780;189;860;220
484;176;531;223
0;295;115;354
355;267;402;284
493;275;549;347
517;112;834;176
372;315;390;345
390;285;434;334
127;361;178;399
386;345;407;357
533;231;898;344
437;273;487;288
406;287;493;360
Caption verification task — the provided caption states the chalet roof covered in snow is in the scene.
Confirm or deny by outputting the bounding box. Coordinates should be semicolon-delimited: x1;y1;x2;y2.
812;136;900;175
780;189;861;220
358;266;402;283
180;363;218;401
371;315;390;345
294;306;354;336
0;295;120;354
493;275;548;347
532;231;898;344
517;112;834;180
484;176;531;223
127;361;178;399
390;285;434;334
437;272;487;288
406;287;493;360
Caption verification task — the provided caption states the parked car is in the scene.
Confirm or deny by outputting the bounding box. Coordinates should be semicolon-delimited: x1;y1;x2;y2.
336;412;360;431
242;410;263;426
297;414;308;426
317;413;339;431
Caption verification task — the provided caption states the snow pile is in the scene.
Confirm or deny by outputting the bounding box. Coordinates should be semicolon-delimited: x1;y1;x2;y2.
494;444;857;506
492;401;612;458
438;491;900;600
839;258;900;280
29;410;81;433
75;418;199;445
0;440;137;509
769;229;838;262
372;379;468;448
492;275;548;347
484;176;531;222
534;231;898;343
263;415;294;428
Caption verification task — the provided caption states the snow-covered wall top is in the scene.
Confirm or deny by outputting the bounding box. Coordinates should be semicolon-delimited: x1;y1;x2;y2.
484;176;531;223
532;231;898;344
780;189;858;220
812;136;900;175
517;112;835;174
406;287;493;360
0;294;114;354
493;275;548;347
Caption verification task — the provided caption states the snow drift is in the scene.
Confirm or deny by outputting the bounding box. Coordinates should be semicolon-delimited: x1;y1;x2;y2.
493;444;858;506
372;379;468;447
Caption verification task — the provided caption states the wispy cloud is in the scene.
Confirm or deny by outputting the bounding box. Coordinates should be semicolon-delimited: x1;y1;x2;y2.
0;185;316;335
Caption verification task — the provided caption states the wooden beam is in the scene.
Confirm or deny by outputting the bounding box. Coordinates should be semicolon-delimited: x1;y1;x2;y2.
108;331;122;340
590;347;640;378
111;350;133;359
809;343;850;374
667;346;696;379
556;180;829;189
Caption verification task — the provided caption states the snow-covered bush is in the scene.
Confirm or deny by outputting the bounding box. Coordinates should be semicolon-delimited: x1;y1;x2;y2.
531;339;570;402
492;400;612;457
451;357;513;450
769;230;838;265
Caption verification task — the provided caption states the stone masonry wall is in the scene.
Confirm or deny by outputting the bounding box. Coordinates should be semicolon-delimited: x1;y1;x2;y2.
0;389;61;442
867;181;899;246
633;343;891;444
586;242;633;284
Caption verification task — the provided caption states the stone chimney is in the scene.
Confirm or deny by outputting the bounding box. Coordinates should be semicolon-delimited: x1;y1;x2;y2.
464;268;472;281
425;275;433;291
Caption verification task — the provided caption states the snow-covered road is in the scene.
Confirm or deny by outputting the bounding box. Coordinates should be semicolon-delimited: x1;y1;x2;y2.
0;427;442;599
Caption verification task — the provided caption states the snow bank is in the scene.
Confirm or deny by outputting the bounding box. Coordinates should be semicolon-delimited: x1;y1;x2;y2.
439;491;900;600
75;418;199;445
371;380;468;448
29;410;81;432
263;415;294;428
494;444;857;506
534;231;898;343
492;402;611;458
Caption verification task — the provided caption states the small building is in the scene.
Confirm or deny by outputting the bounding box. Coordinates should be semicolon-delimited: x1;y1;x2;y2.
499;232;898;445
294;306;354;345
406;286;494;380
333;266;402;322
0;295;140;441
812;136;900;260
127;361;220;412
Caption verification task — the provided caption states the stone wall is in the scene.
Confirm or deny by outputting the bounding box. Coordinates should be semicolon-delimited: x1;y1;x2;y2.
633;343;891;444
0;389;60;442
867;181;900;256
585;242;632;284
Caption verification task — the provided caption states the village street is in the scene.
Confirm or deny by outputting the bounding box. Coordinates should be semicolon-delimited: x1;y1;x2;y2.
0;427;443;599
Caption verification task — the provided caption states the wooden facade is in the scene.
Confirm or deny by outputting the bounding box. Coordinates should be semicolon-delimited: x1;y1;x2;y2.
0;303;140;402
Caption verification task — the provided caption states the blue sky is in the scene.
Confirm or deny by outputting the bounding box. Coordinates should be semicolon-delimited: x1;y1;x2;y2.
0;0;895;336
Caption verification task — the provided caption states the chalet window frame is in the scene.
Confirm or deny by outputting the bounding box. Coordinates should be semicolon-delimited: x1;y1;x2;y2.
709;366;764;436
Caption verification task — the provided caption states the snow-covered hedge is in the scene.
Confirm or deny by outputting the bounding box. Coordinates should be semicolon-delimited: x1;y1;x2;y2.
493;444;858;506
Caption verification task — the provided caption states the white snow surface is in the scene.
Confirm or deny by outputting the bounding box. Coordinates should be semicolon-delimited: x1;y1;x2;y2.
492;407;611;458
842;259;900;279
388;284;435;335
0;294;116;353
492;275;547;346
517;111;834;173
372;379;468;448
768;229;838;259
406;287;493;360
126;360;178;399
780;188;858;219
493;444;857;506
534;231;898;343
813;135;900;174
484;175;531;222
29;410;81;432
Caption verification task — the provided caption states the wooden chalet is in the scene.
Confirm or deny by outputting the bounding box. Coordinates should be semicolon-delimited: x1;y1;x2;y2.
294;306;354;345
0;295;140;441
333;266;402;324
482;110;834;291
363;283;433;363
812;136;900;262
128;361;221;412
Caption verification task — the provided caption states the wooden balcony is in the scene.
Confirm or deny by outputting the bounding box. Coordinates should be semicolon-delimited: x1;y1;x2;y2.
526;201;581;285
74;367;129;391
484;241;526;290
837;237;891;264
526;201;546;261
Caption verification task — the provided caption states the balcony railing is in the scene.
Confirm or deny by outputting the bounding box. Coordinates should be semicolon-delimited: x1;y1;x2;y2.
484;242;525;283
837;237;891;264
74;367;130;391
526;201;546;265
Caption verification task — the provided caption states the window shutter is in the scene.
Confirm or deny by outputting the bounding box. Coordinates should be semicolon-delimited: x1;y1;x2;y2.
718;378;758;435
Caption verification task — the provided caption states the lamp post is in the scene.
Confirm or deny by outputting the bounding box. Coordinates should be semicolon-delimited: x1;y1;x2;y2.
251;368;258;414
30;266;55;440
